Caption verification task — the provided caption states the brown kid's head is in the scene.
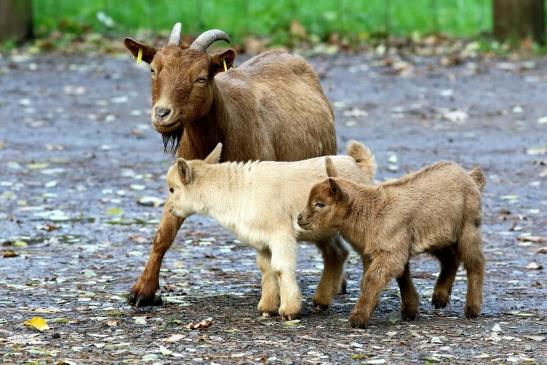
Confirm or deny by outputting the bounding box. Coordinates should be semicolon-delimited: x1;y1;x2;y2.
297;157;348;231
124;23;235;152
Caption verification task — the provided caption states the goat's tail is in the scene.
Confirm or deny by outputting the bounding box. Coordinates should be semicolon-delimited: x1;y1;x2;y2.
347;140;377;182
468;167;486;192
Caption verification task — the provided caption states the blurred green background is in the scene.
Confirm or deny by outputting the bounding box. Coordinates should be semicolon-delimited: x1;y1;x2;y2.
33;0;494;44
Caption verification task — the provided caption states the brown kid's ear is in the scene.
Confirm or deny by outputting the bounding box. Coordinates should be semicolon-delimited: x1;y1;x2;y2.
123;37;157;63
325;157;338;178
177;158;193;185
328;178;347;201
209;49;236;75
204;143;223;164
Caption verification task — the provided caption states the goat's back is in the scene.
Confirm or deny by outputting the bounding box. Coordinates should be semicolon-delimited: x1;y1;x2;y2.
215;50;336;161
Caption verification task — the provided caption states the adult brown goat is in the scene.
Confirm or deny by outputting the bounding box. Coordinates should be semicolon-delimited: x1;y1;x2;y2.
124;23;337;307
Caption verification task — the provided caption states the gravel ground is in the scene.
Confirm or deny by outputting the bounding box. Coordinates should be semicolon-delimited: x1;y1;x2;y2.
0;50;546;364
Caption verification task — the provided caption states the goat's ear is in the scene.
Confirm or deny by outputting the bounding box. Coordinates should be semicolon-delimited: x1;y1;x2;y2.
124;37;157;64
204;143;222;164
177;158;193;185
328;178;347;201
325;157;338;178
209;49;236;75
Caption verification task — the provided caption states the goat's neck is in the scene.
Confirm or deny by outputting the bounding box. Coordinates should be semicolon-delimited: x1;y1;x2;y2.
180;81;229;159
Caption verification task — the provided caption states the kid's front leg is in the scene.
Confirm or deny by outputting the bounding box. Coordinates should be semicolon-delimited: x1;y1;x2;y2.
349;253;406;328
270;237;302;320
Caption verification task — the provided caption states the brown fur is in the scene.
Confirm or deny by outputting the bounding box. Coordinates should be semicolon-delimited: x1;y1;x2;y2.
299;161;486;328
124;35;336;306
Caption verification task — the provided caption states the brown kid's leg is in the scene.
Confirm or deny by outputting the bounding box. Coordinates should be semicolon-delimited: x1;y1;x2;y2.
431;245;460;309
128;205;184;307
349;253;406;328
459;226;485;318
313;236;349;310
396;263;419;320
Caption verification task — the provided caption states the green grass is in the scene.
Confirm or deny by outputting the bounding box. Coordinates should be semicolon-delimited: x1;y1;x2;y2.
33;0;493;44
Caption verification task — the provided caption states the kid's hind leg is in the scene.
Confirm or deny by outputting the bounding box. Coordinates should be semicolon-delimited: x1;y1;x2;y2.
431;245;460;309
396;263;419;320
313;235;349;310
459;226;485;318
256;249;280;316
269;237;302;320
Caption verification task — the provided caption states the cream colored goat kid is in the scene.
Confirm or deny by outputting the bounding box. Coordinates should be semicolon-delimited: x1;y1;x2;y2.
166;141;376;319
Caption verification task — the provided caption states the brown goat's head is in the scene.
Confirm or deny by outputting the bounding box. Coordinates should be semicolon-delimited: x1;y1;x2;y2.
124;23;235;151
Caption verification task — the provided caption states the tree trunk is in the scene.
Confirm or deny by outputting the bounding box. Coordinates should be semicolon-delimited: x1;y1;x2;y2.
493;0;545;45
0;0;33;43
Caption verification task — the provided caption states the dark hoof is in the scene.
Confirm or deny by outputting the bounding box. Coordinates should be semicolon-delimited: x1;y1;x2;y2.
339;278;347;295
401;310;417;321
431;295;448;309
349;313;368;328
464;305;480;319
313;303;330;312
128;290;163;307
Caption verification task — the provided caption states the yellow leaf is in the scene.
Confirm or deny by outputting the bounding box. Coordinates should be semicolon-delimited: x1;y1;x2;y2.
106;207;124;216
24;316;50;331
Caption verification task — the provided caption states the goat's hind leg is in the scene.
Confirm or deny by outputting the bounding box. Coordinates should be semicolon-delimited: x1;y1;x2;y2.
431;245;460;309
256;249;280;316
313;235;349;310
397;263;419;320
459;225;485;318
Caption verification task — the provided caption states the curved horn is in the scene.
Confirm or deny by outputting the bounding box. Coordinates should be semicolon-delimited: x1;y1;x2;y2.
190;29;230;51
168;22;182;45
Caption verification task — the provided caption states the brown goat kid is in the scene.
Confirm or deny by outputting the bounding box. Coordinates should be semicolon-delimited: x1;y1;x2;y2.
124;23;336;306
298;160;486;328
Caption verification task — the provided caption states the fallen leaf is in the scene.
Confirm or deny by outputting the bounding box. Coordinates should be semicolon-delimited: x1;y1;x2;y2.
186;317;213;330
526;262;543;270
2;250;18;258
106;207;124;216
518;235;545;244
134;316;147;325
137;196;164;207
535;247;547;254
24;317;50;331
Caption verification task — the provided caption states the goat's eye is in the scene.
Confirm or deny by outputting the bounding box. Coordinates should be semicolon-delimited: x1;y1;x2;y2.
150;68;156;75
314;202;325;209
196;77;208;83
169;188;174;193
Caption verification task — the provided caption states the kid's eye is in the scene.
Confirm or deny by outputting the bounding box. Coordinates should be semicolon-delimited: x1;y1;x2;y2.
196;77;208;83
314;202;325;208
150;68;156;75
169;188;174;193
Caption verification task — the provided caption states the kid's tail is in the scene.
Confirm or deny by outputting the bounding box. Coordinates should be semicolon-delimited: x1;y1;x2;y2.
347;140;377;182
469;167;486;192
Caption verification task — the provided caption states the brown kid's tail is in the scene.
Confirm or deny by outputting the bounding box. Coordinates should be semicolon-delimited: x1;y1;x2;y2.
347;140;377;182
469;167;486;192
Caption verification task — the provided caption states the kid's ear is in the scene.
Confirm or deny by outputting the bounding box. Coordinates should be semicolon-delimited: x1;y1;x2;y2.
325;157;338;177
209;49;236;75
204;143;223;164
328;178;347;201
124;37;157;63
177;158;193;184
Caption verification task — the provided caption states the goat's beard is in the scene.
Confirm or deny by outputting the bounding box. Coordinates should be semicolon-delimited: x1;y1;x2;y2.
162;126;183;155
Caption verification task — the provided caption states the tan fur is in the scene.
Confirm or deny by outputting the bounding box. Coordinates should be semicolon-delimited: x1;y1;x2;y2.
124;35;336;306
166;142;376;319
299;161;486;327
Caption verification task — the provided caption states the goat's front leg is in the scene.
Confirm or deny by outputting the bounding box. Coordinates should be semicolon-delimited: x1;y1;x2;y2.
313;235;348;310
269;237;302;320
256;249;280;316
128;204;184;307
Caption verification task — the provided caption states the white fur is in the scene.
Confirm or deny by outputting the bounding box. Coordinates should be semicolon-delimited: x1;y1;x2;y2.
167;142;375;318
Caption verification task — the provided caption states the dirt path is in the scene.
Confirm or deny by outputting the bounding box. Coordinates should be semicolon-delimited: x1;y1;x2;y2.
0;51;546;364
